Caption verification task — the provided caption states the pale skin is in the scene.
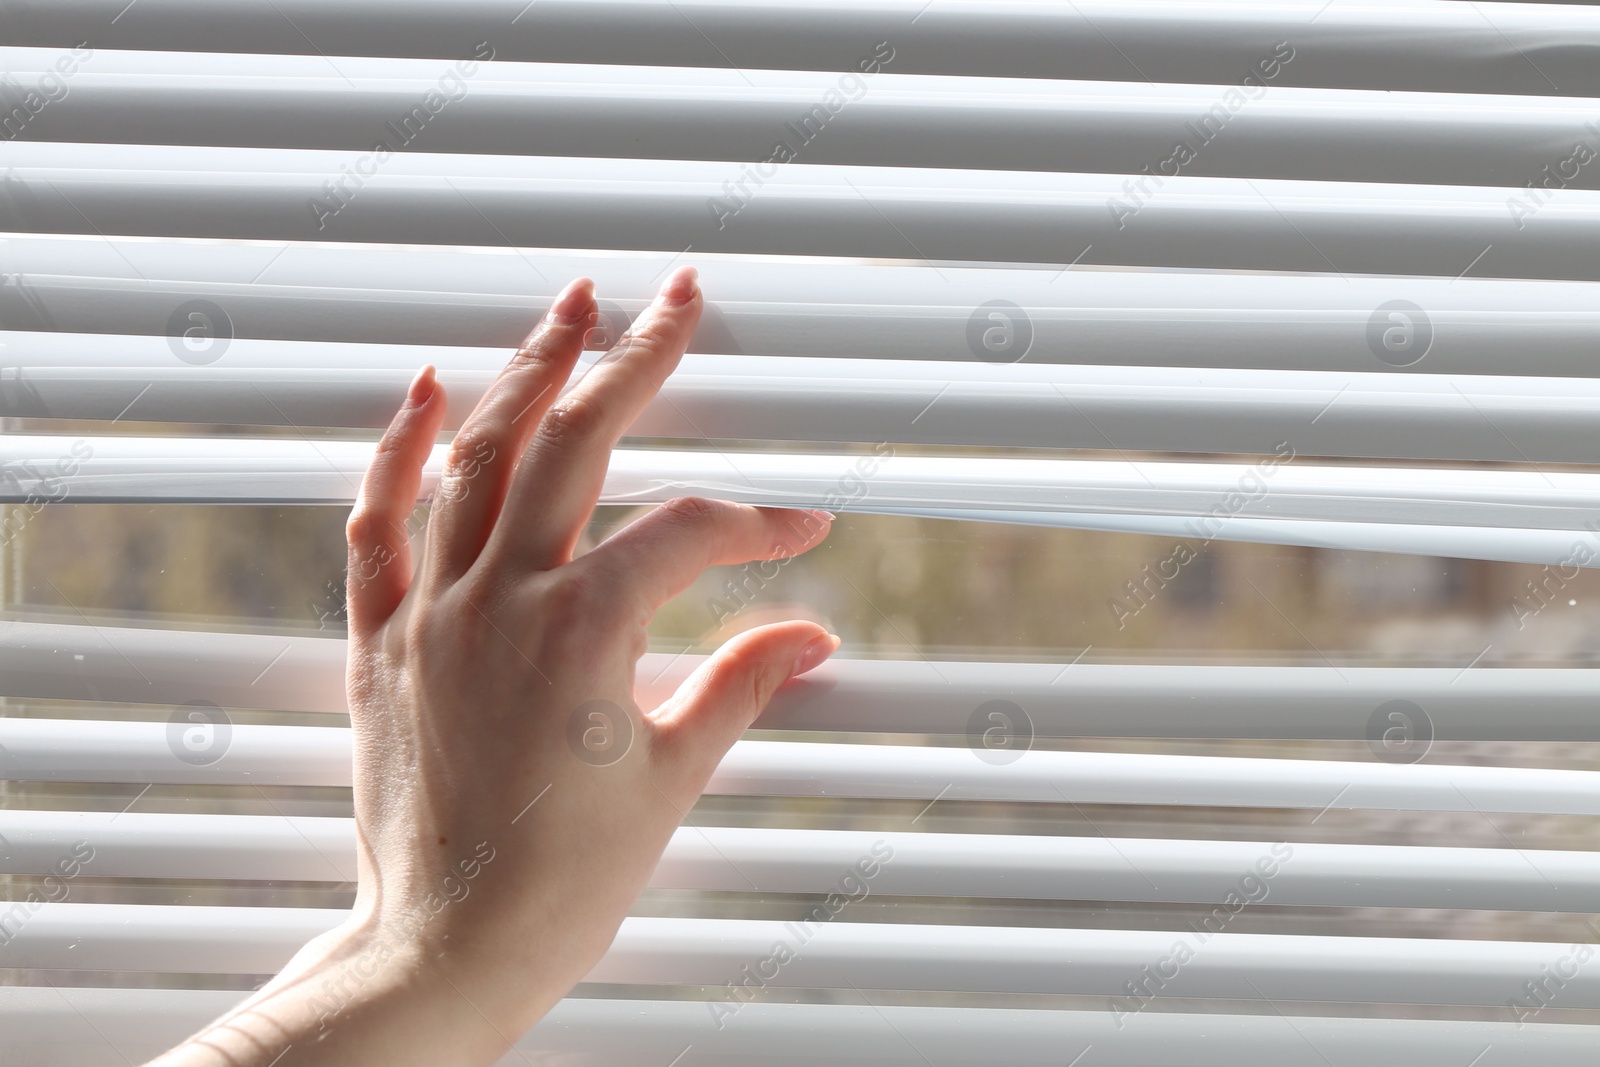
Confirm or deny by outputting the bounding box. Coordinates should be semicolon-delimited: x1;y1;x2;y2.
146;266;839;1066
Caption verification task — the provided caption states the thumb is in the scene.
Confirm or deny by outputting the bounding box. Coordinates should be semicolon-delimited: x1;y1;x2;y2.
650;620;840;786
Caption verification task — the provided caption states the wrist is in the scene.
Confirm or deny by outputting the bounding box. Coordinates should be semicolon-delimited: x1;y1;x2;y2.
273;917;431;1025
303;904;570;1048
202;920;518;1067
334;840;613;1030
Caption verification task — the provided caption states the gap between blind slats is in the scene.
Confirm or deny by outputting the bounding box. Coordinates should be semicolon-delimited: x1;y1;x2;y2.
6;812;1600;912
4;144;1599;280
7;433;1599;531
6;435;1600;565
9;235;1600;376
5;720;1599;816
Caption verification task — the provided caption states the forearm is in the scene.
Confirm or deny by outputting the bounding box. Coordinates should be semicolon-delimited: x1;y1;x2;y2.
143;920;551;1067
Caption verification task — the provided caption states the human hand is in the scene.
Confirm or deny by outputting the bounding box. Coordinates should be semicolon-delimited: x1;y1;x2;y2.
146;266;838;1066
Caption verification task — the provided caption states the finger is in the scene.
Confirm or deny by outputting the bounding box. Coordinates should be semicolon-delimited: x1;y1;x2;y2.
650;621;840;789
485;265;701;573
346;365;447;635
425;276;596;584
578;497;833;617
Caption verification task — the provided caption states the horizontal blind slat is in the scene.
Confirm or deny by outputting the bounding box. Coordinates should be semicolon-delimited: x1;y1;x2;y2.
6;721;1598;815
8;812;1600;912
6;906;1598;1008
7;621;1600;740
11;235;1600;375
9;0;1600;97
0;620;350;712
5;143;1597;280
0;719;354;787
7;49;1598;189
14;334;1600;463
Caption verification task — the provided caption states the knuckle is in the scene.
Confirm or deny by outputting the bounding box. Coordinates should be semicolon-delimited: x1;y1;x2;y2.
429;578;511;651
454;572;508;620
507;331;567;370
657;495;724;530
435;428;498;504
535;566;636;640
749;650;792;710
710;648;776;718
616;317;675;353
747;668;772;716
545;567;615;617
527;573;628;659
537;394;606;449
444;427;497;472
345;506;378;547
370;427;409;464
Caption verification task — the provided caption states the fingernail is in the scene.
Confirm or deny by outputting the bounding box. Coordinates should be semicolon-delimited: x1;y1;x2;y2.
406;365;437;406
808;510;836;524
791;633;841;678
544;277;596;325
652;266;699;308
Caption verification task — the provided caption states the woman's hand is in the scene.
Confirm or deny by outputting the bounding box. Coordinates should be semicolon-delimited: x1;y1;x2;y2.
147;266;838;1066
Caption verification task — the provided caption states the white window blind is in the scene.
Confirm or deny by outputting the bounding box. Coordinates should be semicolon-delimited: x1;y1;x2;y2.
5;1;1600;1064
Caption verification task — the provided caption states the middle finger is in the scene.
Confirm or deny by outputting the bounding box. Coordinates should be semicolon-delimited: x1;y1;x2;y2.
480;265;702;576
